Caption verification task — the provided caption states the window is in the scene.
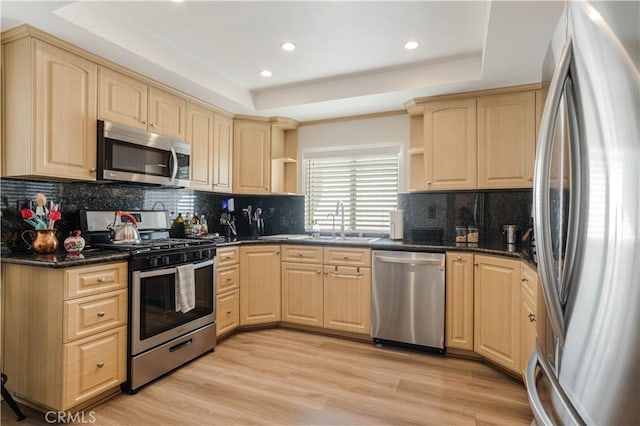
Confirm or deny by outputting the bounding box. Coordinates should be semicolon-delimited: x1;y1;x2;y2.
305;152;399;233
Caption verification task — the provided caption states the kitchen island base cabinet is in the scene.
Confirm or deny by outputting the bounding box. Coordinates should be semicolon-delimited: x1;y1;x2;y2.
239;245;281;326
473;255;521;373
1;261;128;411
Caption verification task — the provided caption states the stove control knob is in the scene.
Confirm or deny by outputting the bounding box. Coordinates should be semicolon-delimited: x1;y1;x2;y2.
149;257;159;268
195;250;203;260
163;256;171;265
181;253;188;263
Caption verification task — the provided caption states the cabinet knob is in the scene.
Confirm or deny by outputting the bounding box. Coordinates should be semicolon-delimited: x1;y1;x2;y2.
97;311;105;318
142;120;147;125
150;123;155;128
97;277;107;283
521;278;527;282
427;181;432;185
324;271;328;275
528;313;536;322
456;255;462;261
226;310;232;315
97;362;105;368
528;177;533;182
89;167;97;173
226;277;232;281
298;252;303;257
343;256;349;260
317;270;321;274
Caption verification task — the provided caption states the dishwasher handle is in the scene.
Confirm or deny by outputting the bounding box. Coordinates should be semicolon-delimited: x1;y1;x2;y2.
374;255;442;266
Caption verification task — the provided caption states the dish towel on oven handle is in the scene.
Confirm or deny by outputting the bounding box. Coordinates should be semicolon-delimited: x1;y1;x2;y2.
175;264;196;313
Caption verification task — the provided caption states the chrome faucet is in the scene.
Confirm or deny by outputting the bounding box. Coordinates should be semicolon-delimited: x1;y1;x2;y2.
327;213;336;237
335;201;345;238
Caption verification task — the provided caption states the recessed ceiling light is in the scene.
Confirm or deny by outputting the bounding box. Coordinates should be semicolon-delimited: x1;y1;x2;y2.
281;42;296;52
260;70;273;77
404;41;419;50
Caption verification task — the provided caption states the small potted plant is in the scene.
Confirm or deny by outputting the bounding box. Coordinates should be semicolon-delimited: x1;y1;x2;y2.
20;193;61;253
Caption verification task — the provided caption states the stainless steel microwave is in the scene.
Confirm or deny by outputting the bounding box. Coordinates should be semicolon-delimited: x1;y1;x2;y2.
97;120;190;187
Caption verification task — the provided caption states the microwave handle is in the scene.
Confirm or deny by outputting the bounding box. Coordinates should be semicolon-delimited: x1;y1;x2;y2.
169;147;178;184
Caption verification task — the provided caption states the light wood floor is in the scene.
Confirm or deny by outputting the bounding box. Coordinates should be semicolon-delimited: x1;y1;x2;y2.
2;328;533;425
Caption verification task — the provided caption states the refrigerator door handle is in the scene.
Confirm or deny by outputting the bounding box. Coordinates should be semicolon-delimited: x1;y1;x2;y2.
525;343;585;426
534;38;573;346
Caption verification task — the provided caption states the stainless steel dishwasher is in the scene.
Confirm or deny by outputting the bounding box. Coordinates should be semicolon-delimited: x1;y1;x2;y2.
371;250;445;352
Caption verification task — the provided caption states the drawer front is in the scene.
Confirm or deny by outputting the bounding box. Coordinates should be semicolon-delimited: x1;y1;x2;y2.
281;245;323;264
217;247;240;267
323;247;371;267
216;289;239;337
65;262;128;300
217;264;240;294
64;289;128;342
521;263;538;299
63;325;126;410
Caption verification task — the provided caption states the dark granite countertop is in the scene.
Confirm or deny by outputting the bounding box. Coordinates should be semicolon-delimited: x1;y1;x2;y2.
1;236;536;268
214;235;537;266
1;249;130;268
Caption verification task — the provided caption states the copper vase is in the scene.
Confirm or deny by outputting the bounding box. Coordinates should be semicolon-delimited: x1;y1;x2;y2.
22;230;59;254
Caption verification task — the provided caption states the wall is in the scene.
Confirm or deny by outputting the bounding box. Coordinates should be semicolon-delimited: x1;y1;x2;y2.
297;113;410;193
0;179;304;253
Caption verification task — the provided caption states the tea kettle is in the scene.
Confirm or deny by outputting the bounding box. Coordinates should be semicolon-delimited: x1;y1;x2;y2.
107;211;141;243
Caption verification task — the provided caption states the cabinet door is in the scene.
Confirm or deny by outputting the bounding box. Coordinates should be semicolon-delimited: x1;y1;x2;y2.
216;289;239;337
233;120;271;194
423;99;477;190
282;262;324;327
213;113;233;193
477;91;535;188
323;265;371;335
34;40;97;180
474;255;520;372
217;264;239;294
445;252;474;350
186;102;214;191
520;288;537;378
62;325;126;410
98;67;147;130
239;245;281;325
148;86;186;139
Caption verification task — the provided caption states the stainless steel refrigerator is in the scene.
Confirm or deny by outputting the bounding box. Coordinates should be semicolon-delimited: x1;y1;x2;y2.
526;1;639;425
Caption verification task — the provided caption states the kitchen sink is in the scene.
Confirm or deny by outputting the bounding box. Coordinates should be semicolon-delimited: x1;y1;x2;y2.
258;234;312;240
315;236;380;243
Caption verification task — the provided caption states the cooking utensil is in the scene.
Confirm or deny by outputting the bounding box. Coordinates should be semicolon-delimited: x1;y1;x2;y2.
107;211;141;243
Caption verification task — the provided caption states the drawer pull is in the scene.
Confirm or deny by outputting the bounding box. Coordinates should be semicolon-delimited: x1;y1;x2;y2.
97;362;104;368
522;278;528;282
224;255;232;259
170;339;192;352
226;310;232;315
97;311;105;318
97;277;107;283
226;277;232;281
298;252;303;257
343;256;349;260
317;270;321;274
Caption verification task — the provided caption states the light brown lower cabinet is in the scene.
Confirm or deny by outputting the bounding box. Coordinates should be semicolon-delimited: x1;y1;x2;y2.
2;261;128;411
216;289;239;337
445;252;474;350
519;263;539;377
323;265;371;335
473;255;521;373
239;245;281;325
281;262;324;327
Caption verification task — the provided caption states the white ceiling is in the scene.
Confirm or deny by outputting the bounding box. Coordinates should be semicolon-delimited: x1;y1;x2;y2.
0;1;564;122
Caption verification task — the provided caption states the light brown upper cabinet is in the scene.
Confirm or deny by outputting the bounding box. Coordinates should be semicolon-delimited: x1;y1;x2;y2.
233;119;271;194
98;67;186;140
213;114;233;193
477;91;536;189
424;99;477;190
2;38;97;180
186;102;214;191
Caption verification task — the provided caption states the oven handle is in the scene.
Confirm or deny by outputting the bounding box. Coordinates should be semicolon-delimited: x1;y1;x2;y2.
135;259;214;279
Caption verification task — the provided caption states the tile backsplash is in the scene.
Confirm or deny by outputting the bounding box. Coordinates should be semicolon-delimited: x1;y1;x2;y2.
397;189;533;243
0;179;304;252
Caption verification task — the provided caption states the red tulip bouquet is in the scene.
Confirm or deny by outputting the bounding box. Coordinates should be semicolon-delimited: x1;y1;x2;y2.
21;193;61;230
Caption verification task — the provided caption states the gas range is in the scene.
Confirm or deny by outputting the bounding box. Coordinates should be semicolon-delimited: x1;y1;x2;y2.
80;210;217;269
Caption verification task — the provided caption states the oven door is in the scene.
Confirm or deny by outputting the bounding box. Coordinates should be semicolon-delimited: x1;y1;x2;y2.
131;259;215;355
